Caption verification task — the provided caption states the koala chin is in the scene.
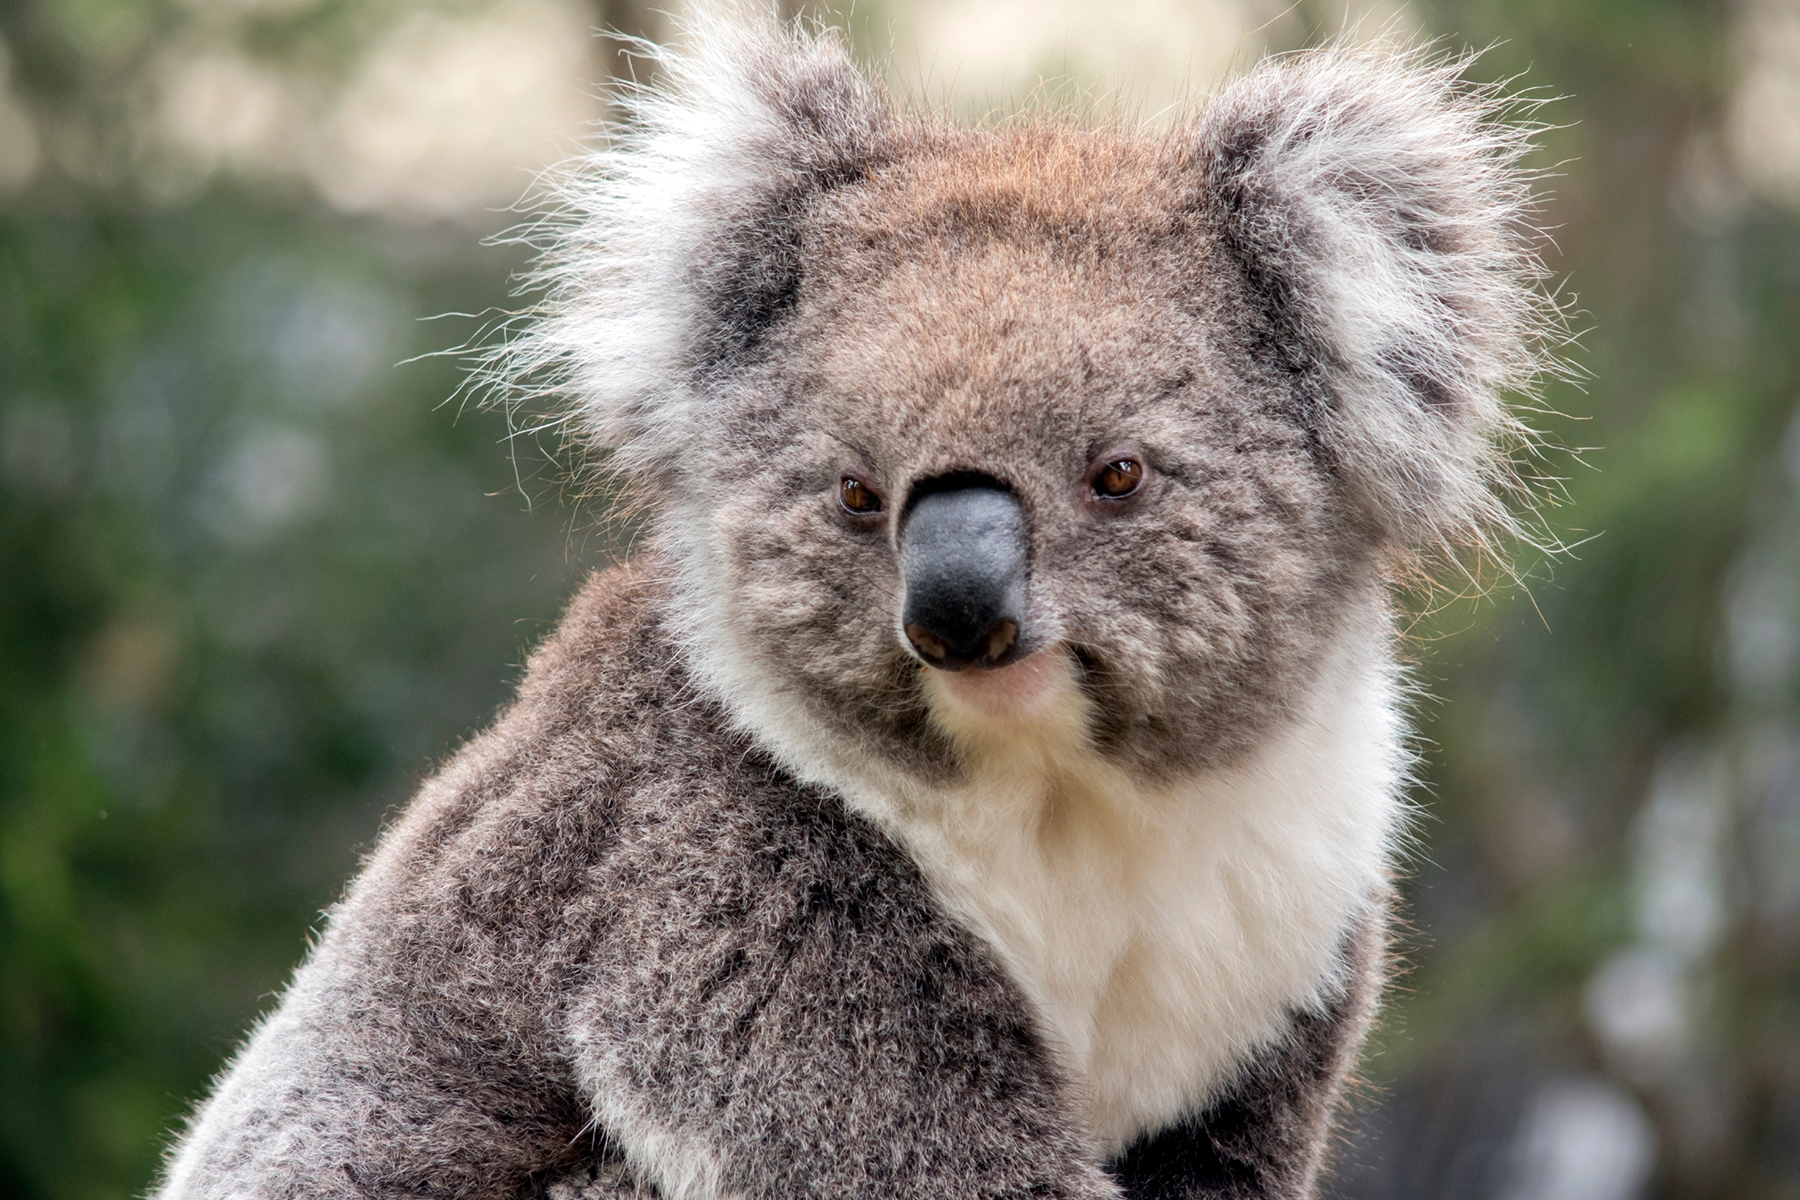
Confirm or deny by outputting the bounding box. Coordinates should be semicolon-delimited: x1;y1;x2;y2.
157;12;1554;1200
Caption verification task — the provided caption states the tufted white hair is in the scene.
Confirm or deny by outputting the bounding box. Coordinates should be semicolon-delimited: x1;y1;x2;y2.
1196;42;1562;553
476;10;889;497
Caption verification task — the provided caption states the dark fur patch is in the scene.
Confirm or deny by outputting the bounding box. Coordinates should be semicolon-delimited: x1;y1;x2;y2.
1109;912;1385;1200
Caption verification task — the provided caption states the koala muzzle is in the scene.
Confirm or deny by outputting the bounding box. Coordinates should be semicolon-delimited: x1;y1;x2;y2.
899;485;1029;671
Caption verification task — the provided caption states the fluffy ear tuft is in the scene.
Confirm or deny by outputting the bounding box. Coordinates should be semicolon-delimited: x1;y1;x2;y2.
484;10;889;491
1194;45;1558;551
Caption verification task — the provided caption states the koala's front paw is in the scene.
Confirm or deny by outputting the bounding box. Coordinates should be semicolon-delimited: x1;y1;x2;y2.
530;1156;655;1200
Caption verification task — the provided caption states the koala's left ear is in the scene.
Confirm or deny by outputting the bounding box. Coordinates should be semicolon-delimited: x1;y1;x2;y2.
1192;47;1554;549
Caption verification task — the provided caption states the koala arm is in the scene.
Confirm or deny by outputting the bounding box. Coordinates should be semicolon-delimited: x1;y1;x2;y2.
556;767;1124;1200
1108;911;1385;1200
158;565;1123;1200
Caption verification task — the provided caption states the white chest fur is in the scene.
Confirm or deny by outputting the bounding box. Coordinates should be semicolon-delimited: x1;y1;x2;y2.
683;558;1408;1149
850;631;1407;1150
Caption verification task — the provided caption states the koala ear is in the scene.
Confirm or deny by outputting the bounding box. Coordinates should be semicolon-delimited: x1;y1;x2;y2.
490;11;889;489
1193;46;1554;550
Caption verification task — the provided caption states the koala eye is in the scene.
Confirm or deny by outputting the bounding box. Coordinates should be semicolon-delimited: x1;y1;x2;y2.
839;475;883;516
1092;457;1145;500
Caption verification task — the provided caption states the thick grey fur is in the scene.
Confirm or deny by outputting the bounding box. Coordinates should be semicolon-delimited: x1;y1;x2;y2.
156;11;1551;1200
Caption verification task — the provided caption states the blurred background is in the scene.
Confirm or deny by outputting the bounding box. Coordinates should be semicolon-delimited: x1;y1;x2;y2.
2;0;1798;1197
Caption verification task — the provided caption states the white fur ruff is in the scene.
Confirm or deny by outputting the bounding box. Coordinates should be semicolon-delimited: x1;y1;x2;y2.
677;550;1408;1149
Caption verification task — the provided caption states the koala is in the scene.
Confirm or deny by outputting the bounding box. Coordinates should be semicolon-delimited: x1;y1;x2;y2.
157;12;1552;1200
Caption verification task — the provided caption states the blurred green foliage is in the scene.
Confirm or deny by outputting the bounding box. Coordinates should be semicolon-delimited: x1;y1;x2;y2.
1366;0;1800;1194
2;0;1799;1198
0;193;582;1195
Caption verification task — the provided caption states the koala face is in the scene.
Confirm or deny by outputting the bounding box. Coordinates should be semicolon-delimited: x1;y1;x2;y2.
693;128;1375;782
506;20;1548;791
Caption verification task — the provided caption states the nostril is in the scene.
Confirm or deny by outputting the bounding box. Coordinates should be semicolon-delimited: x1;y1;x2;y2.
905;617;1020;671
905;623;952;665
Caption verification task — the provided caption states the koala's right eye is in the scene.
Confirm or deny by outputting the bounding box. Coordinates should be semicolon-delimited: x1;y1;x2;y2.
839;476;883;516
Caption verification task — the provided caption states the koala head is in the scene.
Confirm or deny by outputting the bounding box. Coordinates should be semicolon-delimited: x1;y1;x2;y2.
496;15;1552;789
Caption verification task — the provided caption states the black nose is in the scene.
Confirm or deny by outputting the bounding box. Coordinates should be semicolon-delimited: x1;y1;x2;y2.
899;484;1029;671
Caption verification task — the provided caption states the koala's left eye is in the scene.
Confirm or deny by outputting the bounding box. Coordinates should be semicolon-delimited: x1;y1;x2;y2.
840;475;883;515
1092;458;1145;499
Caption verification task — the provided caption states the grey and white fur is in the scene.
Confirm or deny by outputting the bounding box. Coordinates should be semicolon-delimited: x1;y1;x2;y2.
157;10;1555;1200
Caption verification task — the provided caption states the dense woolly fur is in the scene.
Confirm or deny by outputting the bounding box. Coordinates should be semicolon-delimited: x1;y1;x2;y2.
489;13;1552;549
161;10;1558;1200
1193;47;1552;554
492;11;893;490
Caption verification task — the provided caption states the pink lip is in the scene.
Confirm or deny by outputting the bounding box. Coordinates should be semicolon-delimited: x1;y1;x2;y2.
928;649;1069;721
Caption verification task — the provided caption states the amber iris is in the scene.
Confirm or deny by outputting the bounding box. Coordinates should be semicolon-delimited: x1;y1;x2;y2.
840;476;882;514
1093;458;1144;498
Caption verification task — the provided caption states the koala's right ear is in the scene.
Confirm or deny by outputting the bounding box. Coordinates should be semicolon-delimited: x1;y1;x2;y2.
491;12;890;489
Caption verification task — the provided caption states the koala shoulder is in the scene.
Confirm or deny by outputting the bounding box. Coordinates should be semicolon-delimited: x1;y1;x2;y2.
362;559;767;893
